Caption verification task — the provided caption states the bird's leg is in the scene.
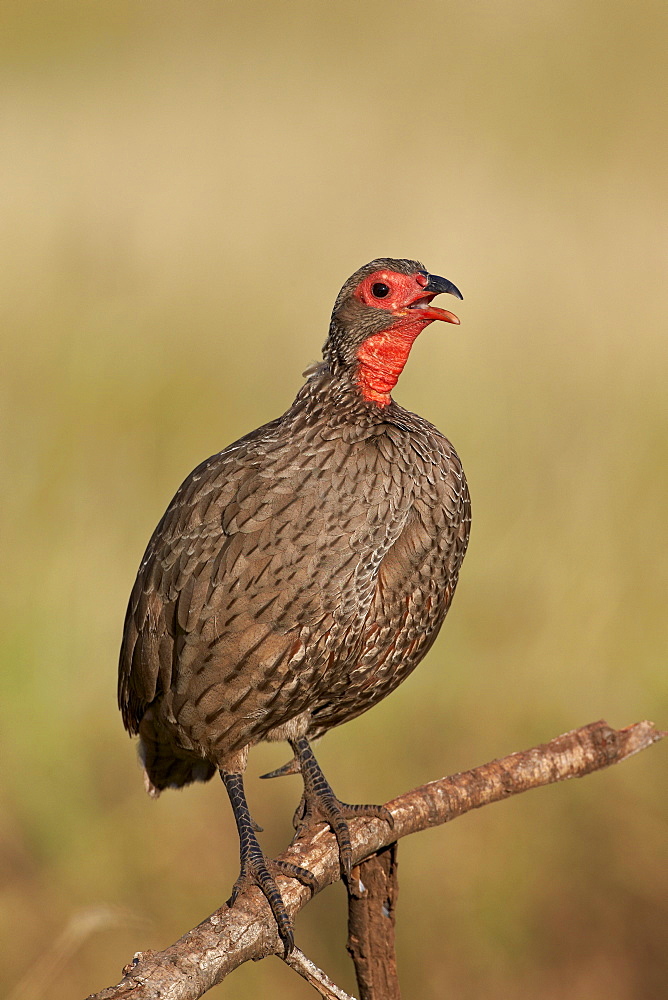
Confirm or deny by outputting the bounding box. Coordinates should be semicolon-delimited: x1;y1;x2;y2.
220;769;317;956
289;737;394;884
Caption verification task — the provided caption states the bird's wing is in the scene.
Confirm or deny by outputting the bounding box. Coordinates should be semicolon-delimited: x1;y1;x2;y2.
118;421;414;735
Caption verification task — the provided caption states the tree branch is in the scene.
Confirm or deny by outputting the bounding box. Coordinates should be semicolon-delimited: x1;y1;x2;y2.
346;844;400;1000
282;947;357;999
85;719;664;1000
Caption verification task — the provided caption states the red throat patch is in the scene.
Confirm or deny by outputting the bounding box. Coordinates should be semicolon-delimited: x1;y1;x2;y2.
356;319;425;406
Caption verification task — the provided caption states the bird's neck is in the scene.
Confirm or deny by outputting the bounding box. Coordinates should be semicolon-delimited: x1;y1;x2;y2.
355;319;425;407
295;365;390;427
355;331;416;406
318;314;430;412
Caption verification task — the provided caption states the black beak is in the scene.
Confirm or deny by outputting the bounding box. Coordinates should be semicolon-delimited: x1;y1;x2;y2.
419;271;463;300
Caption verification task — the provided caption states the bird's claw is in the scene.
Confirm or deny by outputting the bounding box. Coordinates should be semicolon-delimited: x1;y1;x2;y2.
293;789;394;887
273;857;319;895
226;853;317;957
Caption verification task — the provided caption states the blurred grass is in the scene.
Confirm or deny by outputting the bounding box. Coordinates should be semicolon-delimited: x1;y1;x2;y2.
1;1;666;997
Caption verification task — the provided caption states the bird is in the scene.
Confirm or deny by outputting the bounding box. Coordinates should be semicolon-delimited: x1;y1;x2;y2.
118;257;470;953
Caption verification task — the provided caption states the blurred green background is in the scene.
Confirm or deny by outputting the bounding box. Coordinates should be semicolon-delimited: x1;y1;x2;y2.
1;1;666;997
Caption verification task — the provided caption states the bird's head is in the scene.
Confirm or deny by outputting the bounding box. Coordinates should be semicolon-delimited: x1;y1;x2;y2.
323;258;462;406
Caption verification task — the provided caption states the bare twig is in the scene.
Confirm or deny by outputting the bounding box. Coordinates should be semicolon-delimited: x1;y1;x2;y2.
282;947;357;1000
85;720;664;1000
347;843;400;1000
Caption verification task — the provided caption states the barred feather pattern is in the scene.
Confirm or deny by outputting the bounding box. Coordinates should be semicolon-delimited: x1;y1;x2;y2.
118;364;470;792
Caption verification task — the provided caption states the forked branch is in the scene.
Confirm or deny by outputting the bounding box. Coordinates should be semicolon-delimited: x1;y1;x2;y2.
85;720;664;1000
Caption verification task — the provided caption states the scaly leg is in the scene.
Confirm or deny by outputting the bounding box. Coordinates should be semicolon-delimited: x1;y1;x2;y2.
288;737;394;883
220;770;317;955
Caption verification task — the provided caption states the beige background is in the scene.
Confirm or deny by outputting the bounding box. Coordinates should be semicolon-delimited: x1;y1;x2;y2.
2;2;666;997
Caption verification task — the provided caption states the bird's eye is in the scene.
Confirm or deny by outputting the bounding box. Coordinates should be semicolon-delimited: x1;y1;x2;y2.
371;283;390;298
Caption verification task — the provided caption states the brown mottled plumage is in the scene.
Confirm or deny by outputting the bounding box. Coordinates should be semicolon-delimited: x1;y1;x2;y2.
118;258;470;952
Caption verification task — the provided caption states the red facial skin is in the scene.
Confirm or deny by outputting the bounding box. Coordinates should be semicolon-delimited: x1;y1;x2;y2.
354;270;460;407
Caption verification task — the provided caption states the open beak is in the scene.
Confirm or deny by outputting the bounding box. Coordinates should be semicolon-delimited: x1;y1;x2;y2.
408;271;463;325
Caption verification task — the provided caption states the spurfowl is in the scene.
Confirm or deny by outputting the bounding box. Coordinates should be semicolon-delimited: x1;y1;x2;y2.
119;258;470;952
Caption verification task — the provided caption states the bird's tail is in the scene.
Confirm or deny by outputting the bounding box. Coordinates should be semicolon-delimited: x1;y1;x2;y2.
138;711;215;797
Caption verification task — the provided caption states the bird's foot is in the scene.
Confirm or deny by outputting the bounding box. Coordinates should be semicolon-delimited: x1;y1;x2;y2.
293;790;394;885
289;738;394;889
227;849;317;956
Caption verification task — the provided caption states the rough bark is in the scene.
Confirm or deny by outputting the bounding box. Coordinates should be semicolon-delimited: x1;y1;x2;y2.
85;720;664;1000
283;947;357;999
346;844;400;1000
